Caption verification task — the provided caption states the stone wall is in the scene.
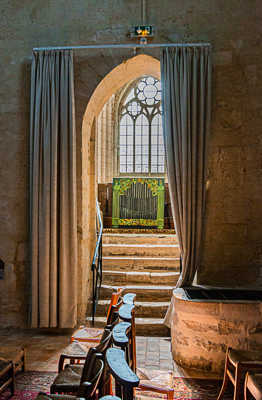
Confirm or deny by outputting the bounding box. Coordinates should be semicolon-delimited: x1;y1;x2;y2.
0;0;262;327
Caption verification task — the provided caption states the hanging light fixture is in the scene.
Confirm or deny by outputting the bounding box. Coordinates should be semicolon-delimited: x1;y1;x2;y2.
128;0;154;44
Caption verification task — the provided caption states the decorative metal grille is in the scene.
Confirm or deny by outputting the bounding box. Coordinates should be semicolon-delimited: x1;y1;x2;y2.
119;182;158;220
119;76;165;174
112;177;165;229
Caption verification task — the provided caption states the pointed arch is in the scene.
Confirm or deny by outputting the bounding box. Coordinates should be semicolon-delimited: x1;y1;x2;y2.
80;55;160;320
81;54;160;213
82;54;160;141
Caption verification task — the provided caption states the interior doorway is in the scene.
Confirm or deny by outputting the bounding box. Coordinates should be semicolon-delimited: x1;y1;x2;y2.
94;72;174;230
81;55;178;335
81;54;164;240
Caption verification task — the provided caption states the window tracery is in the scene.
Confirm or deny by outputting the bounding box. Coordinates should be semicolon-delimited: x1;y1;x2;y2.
118;76;165;175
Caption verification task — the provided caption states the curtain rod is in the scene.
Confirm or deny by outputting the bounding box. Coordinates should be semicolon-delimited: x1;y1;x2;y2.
33;42;211;51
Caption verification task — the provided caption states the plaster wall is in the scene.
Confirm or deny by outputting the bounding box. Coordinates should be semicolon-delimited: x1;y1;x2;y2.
0;0;262;327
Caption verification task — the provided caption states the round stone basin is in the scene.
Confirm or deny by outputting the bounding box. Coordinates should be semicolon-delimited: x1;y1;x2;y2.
171;287;262;373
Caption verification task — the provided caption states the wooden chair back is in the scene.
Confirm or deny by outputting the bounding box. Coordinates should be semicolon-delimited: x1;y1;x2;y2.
107;299;123;327
78;351;104;399
82;327;113;397
106;347;139;400
106;288;124;322
244;372;262;400
0;358;15;396
118;302;136;372
217;347;262;400
112;322;131;351
122;293;136;305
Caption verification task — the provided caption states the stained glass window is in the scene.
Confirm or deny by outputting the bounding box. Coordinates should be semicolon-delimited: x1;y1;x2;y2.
118;76;165;174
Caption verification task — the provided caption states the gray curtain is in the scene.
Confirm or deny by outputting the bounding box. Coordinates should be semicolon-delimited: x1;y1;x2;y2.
29;50;78;328
161;46;212;287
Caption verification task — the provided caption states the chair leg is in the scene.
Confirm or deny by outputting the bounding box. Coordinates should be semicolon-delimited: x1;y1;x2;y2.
217;374;229;400
21;348;25;372
109;375;113;396
244;372;249;400
167;389;174;400
131;313;136;372
10;363;15;396
233;364;242;400
58;355;66;373
217;353;230;400
115;381;122;399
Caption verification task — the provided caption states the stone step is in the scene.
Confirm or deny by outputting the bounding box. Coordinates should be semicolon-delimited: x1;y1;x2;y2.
103;228;175;234
103;256;180;271
96;299;170;318
87;316;170;337
135;317;170;336
103;233;178;245
102;270;180;285
102;243;180;257
99;284;174;301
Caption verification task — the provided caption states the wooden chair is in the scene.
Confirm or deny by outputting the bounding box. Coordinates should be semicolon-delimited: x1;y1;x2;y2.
117;302;174;400
71;289;124;344
217;347;262;400
51;328;112;398
37;353;103;400
105;347;139;400
60;293;136;371
0;358;15;396
0;346;25;373
245;372;262;400
35;393;85;400
59;309;121;371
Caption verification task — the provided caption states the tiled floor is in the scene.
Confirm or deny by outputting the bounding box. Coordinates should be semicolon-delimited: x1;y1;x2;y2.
0;328;220;379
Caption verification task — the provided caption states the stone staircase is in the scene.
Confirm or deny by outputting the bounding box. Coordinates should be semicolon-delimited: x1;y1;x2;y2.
91;231;180;336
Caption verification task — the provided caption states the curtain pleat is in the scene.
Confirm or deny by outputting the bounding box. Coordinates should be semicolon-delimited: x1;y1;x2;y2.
161;46;212;289
29;50;77;328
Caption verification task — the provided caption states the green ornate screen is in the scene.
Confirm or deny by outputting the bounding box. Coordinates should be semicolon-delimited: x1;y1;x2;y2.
112;178;164;228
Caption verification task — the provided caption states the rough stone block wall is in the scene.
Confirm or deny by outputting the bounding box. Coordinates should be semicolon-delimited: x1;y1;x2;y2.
0;0;262;327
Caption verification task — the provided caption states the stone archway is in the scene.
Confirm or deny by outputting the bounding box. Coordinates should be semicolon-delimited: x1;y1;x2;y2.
80;54;160;322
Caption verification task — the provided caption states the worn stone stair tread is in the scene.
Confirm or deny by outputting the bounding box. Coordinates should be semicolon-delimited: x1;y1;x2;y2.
100;284;174;301
103;256;180;271
104;233;175;237
97;231;179;335
98;299;170;307
101;284;174;290
103;245;180;257
103;228;175;234
135;301;170;310
102;270;180;285
135;317;168;324
96;299;170;318
103;243;179;248
103;251;179;259
103;233;178;245
86;316;170;336
103;270;179;276
86;316;169;327
103;256;180;260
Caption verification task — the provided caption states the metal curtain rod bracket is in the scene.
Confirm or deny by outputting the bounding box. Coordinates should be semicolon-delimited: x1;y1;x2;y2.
33;42;211;51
